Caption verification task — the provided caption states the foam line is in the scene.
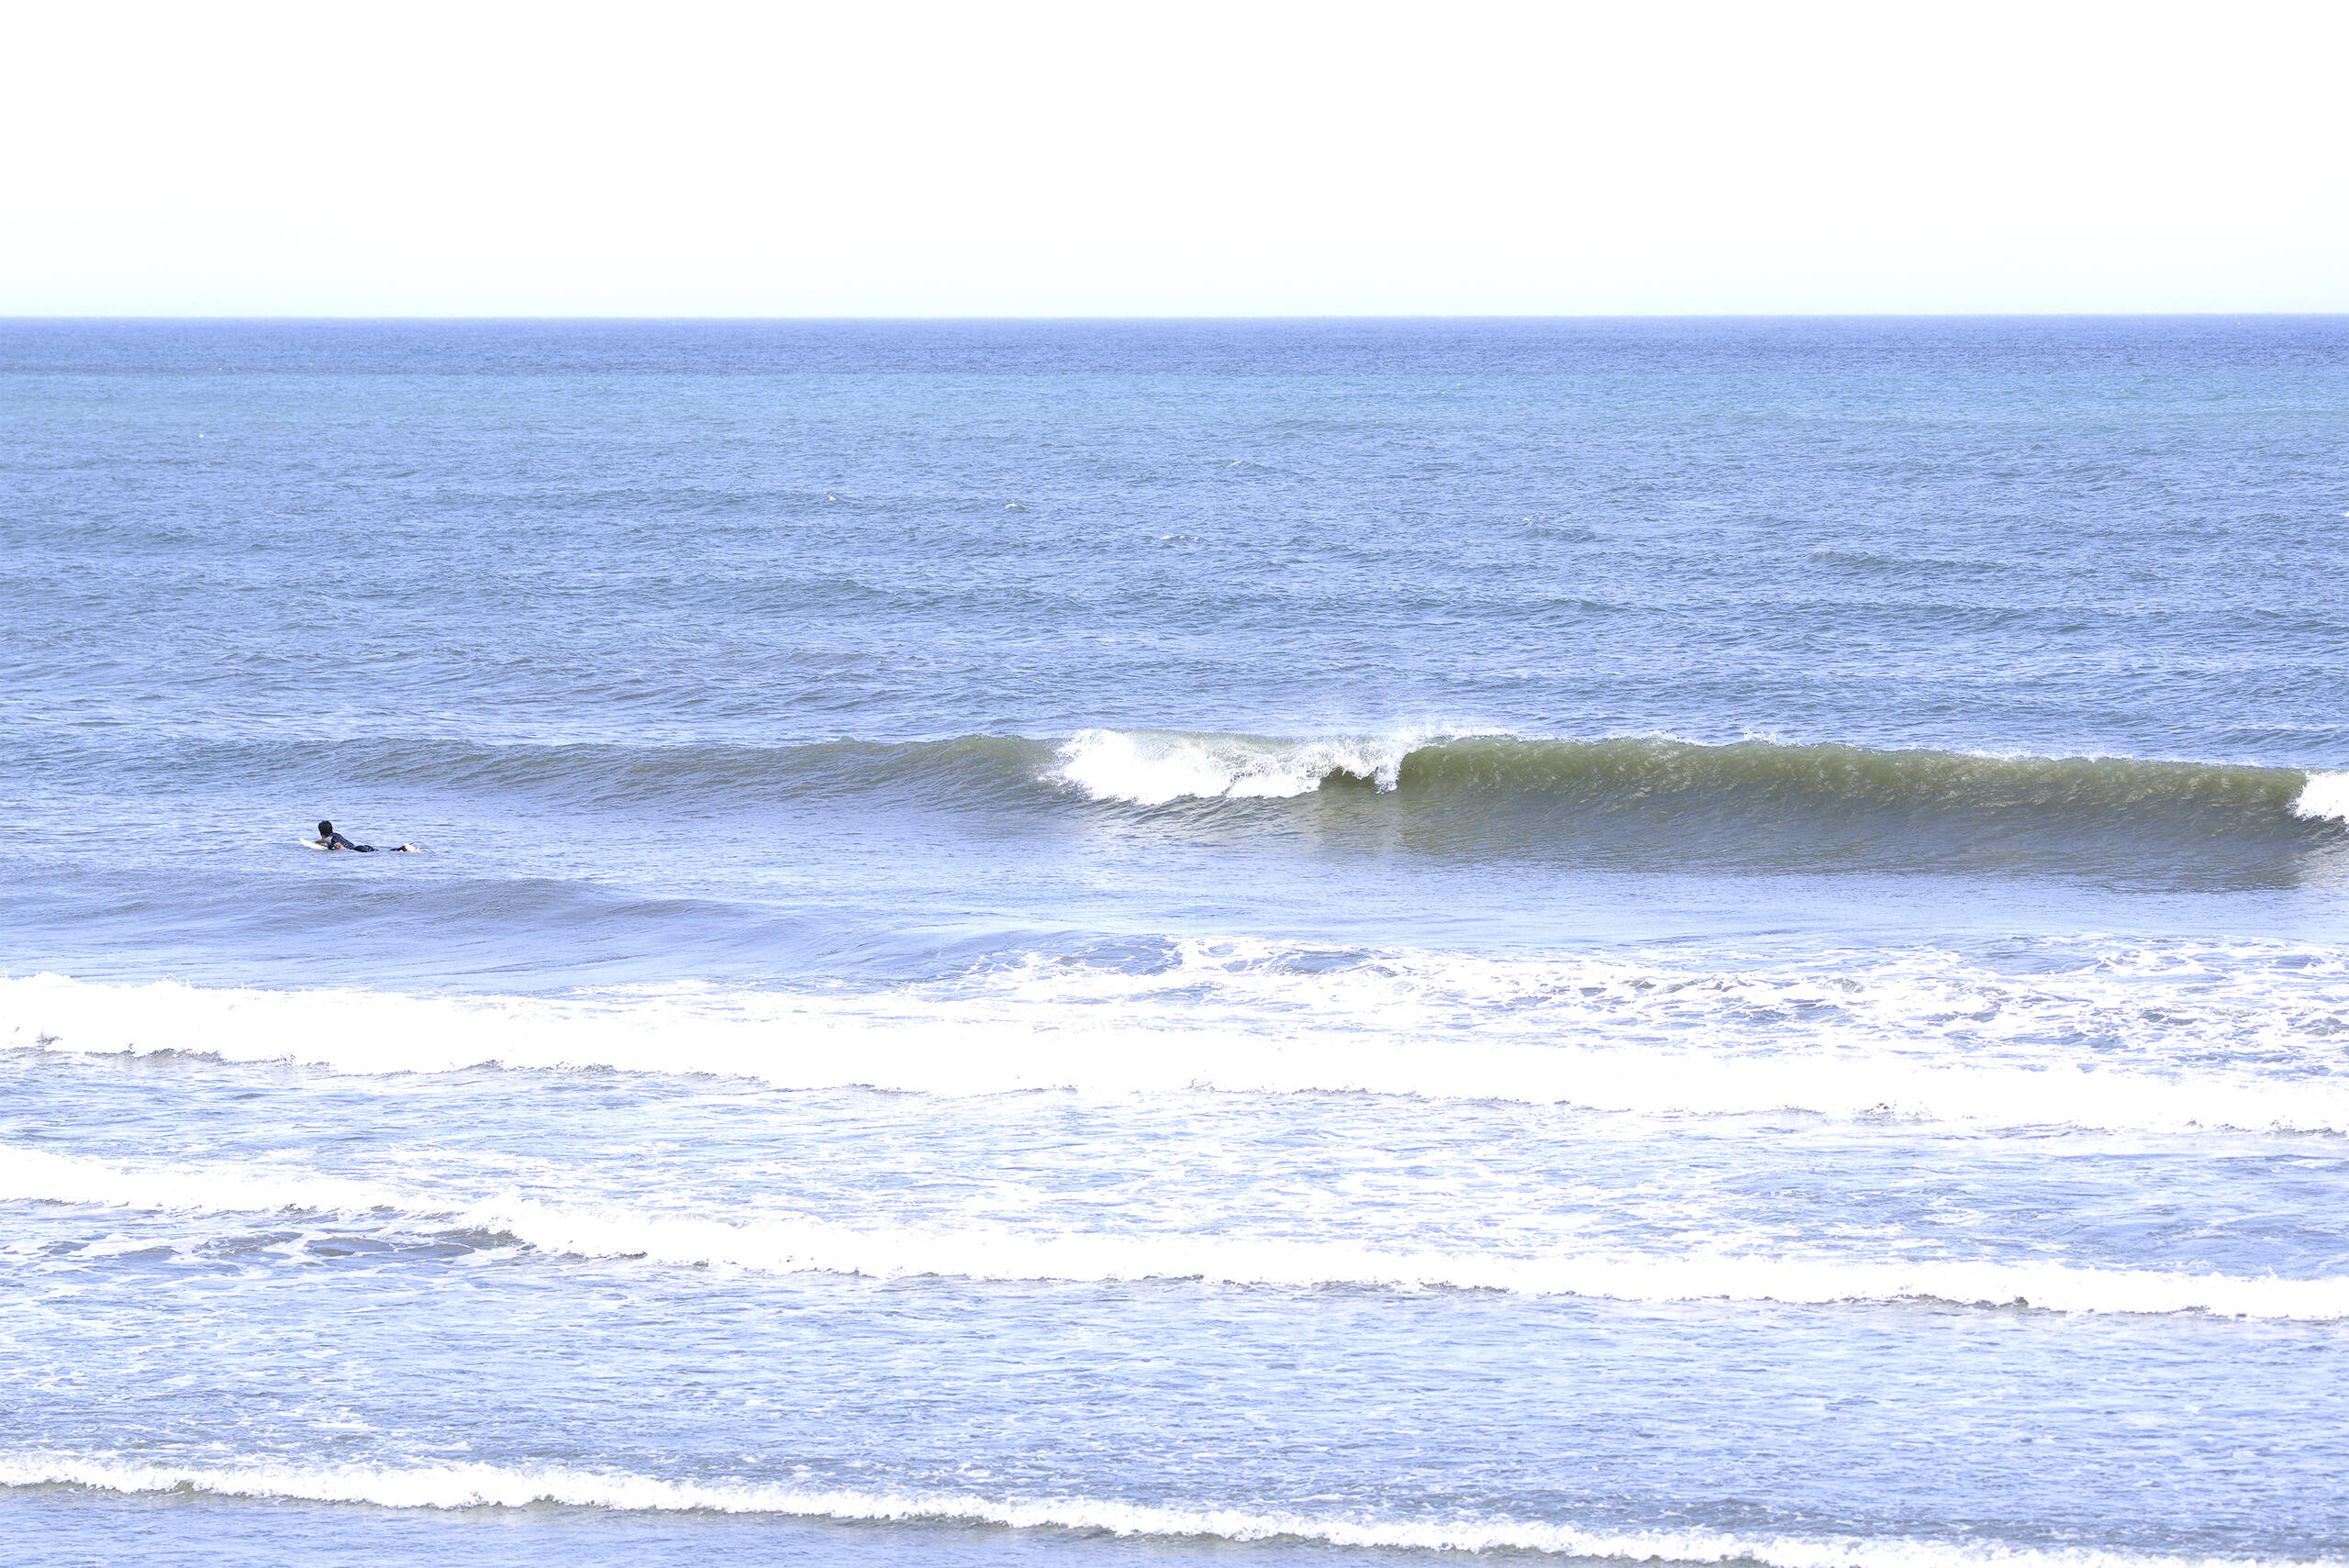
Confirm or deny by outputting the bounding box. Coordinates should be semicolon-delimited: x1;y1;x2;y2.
7;1148;2343;1319
0;1455;2324;1567
473;1200;2349;1318
9;969;2349;1134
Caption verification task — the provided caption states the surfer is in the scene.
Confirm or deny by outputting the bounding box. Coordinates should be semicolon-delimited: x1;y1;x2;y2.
310;819;419;853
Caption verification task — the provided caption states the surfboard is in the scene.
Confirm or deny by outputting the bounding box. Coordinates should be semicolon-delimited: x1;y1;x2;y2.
298;839;328;851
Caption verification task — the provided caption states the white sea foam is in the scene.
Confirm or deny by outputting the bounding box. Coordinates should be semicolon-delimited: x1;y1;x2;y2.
1052;728;1426;802
5;955;2347;1133
2291;772;2349;823
8;1146;2342;1319
401;1202;2349;1318
0;1455;2323;1567
0;1145;405;1218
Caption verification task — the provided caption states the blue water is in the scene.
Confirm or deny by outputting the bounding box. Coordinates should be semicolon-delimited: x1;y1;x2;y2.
4;317;2347;1567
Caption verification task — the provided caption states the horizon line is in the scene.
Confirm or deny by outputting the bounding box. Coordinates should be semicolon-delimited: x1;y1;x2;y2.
6;311;2349;324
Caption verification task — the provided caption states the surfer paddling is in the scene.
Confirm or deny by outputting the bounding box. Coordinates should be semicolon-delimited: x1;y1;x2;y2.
307;819;419;853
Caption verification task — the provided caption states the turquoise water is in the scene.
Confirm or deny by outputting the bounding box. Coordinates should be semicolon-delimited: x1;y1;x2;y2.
3;317;2347;1566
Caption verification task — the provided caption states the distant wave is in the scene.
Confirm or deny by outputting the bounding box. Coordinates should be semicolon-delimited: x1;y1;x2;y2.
0;1454;2332;1567
8;1147;2345;1319
7;954;2348;1132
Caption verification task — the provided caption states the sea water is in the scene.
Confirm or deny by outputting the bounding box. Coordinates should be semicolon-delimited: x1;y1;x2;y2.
2;317;2345;1567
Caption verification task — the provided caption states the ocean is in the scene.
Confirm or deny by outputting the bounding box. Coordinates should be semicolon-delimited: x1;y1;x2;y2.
2;317;2345;1567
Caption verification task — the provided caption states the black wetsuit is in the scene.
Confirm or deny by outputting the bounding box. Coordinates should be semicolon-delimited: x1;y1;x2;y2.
321;831;377;852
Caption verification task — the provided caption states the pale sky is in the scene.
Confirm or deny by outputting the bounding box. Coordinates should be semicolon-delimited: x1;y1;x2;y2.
5;0;2343;316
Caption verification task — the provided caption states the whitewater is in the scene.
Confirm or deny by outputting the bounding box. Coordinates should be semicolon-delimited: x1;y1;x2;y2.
6;317;2348;1567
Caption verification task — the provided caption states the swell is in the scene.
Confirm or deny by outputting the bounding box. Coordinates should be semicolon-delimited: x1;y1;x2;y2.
0;1457;2324;1568
1397;737;2342;829
28;732;1056;815
36;728;2349;826
9;1146;2344;1318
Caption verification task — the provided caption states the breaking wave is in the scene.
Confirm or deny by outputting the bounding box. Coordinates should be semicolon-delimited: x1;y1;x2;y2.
0;1454;2331;1567
60;728;2349;837
2293;771;2349;823
8;1146;2346;1319
1050;730;2349;837
1052;728;1424;802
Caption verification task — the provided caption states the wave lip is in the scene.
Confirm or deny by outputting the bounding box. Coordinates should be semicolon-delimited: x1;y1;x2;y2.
10;1147;2344;1320
1052;728;1426;803
2294;772;2349;823
0;1455;2327;1568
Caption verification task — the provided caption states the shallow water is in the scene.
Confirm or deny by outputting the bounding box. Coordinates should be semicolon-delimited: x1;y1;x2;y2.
4;317;2346;1566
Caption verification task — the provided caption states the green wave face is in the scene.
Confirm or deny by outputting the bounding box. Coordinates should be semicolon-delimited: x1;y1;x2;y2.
1390;738;2315;824
1040;732;2347;885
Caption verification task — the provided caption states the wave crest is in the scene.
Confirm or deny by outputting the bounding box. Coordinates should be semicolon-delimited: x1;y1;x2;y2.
0;1455;2324;1567
9;1147;2345;1319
